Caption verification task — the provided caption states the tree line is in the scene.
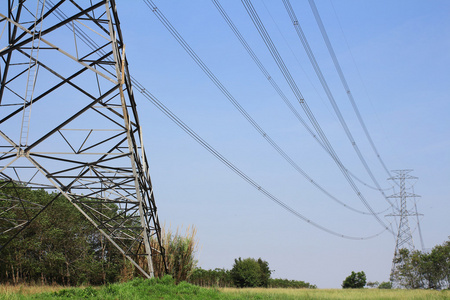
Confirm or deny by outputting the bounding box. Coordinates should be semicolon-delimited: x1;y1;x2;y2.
188;258;316;289
1;184;316;289
0;185;124;285
0;183;198;285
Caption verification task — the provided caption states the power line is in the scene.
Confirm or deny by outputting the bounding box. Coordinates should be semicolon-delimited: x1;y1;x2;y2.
211;0;392;213
259;0;393;193
308;0;393;179
144;0;390;217
51;0;395;234
327;0;404;170
132;80;388;240
241;0;395;234
282;0;395;207
45;0;389;240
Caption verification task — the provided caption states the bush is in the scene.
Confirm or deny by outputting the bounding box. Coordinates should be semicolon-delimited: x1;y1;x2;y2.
230;257;271;288
342;271;366;289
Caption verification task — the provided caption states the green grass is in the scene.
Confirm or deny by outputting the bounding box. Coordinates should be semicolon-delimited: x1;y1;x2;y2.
0;276;224;300
1;277;449;299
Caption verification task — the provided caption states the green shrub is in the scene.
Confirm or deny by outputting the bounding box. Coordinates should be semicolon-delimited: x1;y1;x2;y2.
230;257;271;288
342;271;366;289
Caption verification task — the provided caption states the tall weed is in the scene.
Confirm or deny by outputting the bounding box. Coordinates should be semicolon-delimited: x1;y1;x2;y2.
150;225;198;282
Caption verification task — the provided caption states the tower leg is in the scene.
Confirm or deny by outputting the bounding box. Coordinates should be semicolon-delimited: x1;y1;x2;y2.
0;0;167;278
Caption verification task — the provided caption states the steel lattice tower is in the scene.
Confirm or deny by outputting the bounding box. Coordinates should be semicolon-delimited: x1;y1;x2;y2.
0;0;166;278
387;169;421;287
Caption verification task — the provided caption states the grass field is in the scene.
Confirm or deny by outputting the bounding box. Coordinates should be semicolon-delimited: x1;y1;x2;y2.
221;287;450;299
0;285;65;298
1;278;449;299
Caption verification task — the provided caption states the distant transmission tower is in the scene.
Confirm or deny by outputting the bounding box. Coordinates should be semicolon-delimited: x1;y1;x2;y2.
387;169;422;287
0;0;166;278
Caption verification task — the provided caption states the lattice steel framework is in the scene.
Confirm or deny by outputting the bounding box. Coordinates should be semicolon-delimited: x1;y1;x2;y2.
0;0;166;278
387;169;421;287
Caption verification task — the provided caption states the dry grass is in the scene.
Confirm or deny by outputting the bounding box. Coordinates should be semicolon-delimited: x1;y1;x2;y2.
220;287;450;299
0;284;66;298
150;224;198;282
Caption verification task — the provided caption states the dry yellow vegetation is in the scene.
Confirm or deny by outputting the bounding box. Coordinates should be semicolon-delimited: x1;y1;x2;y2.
220;287;450;299
1;283;449;299
0;284;65;296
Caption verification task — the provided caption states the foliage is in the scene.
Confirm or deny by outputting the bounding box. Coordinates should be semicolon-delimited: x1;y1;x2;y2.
188;267;316;289
366;280;392;289
0;183;124;285
230;258;263;288
391;238;450;289
378;281;392;289
229;257;272;288
268;278;316;289
366;281;379;288
0;183;198;286
189;268;233;287
342;271;366;289
256;258;271;287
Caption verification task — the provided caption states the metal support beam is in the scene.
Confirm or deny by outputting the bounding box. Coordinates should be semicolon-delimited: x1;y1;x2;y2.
0;0;167;278
387;169;421;288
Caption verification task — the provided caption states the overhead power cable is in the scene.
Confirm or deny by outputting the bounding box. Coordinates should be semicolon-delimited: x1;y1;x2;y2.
142;0;390;216
132;80;388;240
258;0;391;192
281;0;395;205
308;0;392;178
211;0;392;212
327;0;398;180
241;0;396;233
45;0;391;239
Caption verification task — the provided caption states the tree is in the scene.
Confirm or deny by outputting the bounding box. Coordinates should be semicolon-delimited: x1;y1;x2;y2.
366;281;379;288
378;281;392;289
391;238;450;289
257;258;271;287
230;257;271;288
391;248;421;289
188;268;233;287
342;271;366;289
0;183;127;285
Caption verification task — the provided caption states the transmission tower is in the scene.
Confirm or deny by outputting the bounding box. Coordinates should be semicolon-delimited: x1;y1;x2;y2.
387;169;422;287
0;0;166;278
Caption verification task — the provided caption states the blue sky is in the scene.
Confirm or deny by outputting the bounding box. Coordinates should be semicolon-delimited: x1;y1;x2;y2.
113;0;450;288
